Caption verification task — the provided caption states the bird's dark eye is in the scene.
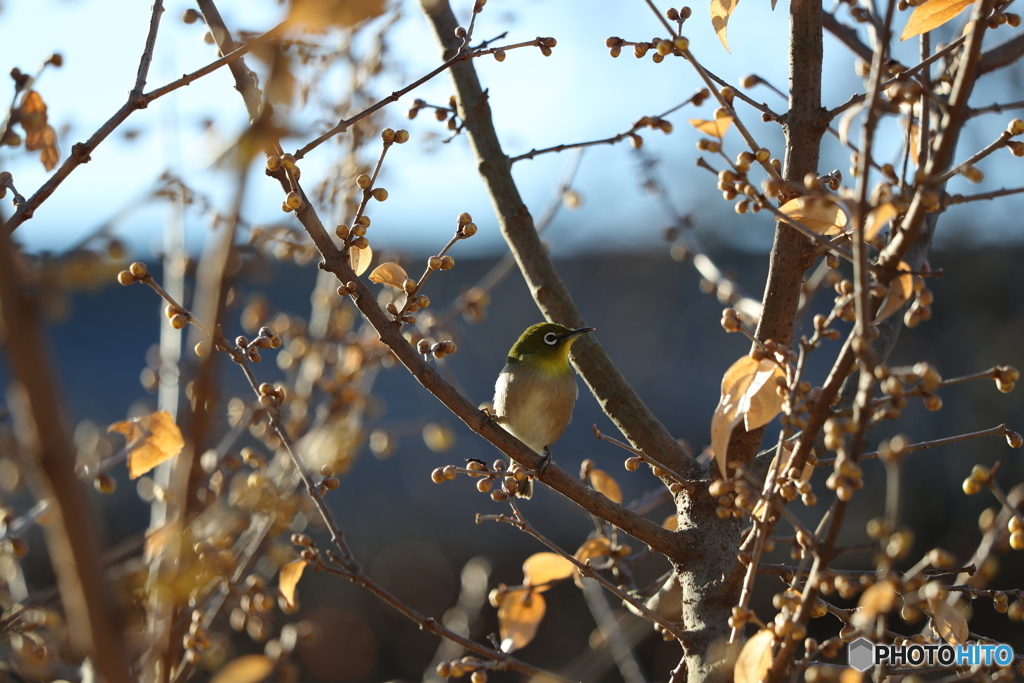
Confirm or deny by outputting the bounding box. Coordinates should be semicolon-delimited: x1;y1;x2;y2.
543;332;558;345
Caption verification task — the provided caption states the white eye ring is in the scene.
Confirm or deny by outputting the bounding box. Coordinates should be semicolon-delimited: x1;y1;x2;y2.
543;332;558;345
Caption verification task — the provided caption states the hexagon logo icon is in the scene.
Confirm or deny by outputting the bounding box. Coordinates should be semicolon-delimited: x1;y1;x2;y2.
848;637;874;672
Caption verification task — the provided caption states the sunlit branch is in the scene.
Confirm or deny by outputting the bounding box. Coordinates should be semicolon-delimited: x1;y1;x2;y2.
292;37;553;160
933;130;1013;184
944;185;1024;206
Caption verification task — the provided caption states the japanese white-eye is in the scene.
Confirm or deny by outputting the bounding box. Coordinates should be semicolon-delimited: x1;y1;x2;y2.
492;322;594;498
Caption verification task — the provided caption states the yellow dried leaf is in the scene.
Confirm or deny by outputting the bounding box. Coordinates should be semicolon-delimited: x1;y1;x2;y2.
711;356;786;477
350;244;372;276
368;262;410;290
928;597;969;645
875;261;914;322
18;91;48;133
906;120;921;164
575;537;613;565
279;559;307;608
589;469;622;503
39;140;59;171
662;514;678;531
864;202;897;241
18;92;59;172
853;581;897;627
779;196;848;236
734;629;775;683
901;0;973;40
573;537;614;587
689;117;733;138
711;0;739;51
285;0;386;29
523;552;575;592
498;588;546;652
108;411;185;479
210;654;274;683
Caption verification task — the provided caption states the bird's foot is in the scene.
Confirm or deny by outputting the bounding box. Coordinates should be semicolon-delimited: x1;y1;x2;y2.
536;447;554;475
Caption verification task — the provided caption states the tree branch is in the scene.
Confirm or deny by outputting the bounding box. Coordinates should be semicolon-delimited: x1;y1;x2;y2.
417;0;695;479
0;235;132;683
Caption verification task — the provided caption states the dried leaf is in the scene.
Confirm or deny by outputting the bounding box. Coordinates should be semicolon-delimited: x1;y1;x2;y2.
589;469;623;503
689;116;733;138
875;261;914;322
285;0;385;29
349;244;372;276
573;537;614;587
711;0;739;51
108;411;185;479
18;91;48;132
523;552;575;592
18;92;59;171
711;356;786;477
734;629;775;683
779;196;848;235
368;262;410;290
210;654;274;683
901;0;973;40
662;514;678;531
498;588;546;652
574;537;613;565
39;138;59;171
853;581;897;627
864;202;897;241
279;560;307;608
928;597;969;645
906;120;921;164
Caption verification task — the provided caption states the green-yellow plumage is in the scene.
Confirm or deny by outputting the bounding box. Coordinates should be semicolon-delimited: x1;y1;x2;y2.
492;323;594;496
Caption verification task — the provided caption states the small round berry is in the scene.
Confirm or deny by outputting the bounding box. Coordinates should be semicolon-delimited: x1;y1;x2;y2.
381;128;396;143
494;49;506;62
356;174;372;189
266;156;281;172
94;473;117;494
182;8;201;23
194;341;211;357
170;313;189;330
129;261;148;278
394;130;410;144
117;270;134;286
335;224;349;239
428;256;442;270
460;222;478;238
353;236;369;249
371;188;388;202
674;37;689;51
440;255;455;270
285;191;302;210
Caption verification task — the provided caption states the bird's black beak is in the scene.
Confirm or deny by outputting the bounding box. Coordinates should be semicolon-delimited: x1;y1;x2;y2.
563;327;595;341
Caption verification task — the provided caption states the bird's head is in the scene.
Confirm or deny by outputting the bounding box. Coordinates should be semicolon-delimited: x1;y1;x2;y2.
507;323;595;369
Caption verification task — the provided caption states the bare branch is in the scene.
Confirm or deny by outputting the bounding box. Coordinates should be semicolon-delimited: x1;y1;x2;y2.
419;0;696;478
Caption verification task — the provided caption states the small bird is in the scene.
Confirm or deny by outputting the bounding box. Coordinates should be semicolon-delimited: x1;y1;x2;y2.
492;322;595;498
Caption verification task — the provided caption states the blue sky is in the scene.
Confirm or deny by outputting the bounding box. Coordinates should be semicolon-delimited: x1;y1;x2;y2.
1;0;1022;257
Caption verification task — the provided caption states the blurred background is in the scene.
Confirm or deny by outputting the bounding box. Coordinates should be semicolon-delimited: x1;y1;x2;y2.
2;0;1024;681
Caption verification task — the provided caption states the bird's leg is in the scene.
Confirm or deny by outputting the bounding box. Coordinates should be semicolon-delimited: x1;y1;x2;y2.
536;447;553;475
